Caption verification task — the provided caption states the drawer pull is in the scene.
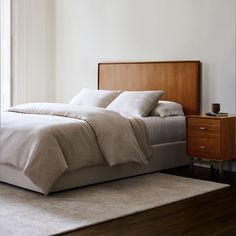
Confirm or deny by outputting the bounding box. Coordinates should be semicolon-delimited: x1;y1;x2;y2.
200;145;206;149
200;127;206;130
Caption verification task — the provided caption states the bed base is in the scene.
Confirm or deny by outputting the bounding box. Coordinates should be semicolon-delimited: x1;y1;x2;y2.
0;141;188;195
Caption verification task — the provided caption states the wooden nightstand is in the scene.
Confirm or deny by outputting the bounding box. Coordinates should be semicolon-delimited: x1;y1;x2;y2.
186;115;236;176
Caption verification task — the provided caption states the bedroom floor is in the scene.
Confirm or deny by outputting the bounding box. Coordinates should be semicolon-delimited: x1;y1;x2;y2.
63;165;236;236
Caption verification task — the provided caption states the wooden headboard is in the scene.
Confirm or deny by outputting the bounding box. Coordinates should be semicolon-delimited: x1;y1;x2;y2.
98;61;200;115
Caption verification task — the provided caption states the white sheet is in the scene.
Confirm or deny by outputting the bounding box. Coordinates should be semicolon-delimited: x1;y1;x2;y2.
143;116;186;145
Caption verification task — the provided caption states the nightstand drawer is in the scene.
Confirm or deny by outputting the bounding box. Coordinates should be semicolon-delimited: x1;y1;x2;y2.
188;118;220;136
187;138;221;159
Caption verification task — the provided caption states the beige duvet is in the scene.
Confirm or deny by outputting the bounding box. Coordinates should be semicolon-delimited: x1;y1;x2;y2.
0;103;151;194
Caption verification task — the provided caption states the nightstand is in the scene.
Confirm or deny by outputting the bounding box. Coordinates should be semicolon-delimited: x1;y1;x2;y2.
186;115;236;176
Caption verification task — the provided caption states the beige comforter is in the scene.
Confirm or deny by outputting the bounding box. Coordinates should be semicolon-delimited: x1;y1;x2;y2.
0;103;151;194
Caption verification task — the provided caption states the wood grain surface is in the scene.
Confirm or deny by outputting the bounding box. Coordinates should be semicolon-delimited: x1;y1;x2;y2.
98;61;200;115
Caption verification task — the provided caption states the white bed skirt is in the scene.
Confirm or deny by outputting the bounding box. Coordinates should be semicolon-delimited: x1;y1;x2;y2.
0;141;189;194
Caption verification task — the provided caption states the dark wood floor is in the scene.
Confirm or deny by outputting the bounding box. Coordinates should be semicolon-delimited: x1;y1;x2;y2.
62;166;236;236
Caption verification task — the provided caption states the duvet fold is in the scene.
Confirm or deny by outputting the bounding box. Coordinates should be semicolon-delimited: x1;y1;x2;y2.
1;103;151;194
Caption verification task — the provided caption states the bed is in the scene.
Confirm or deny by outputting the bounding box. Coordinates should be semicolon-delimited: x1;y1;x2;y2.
0;61;200;194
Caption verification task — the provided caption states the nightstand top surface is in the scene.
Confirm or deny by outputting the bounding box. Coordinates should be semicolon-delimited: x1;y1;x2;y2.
187;114;236;119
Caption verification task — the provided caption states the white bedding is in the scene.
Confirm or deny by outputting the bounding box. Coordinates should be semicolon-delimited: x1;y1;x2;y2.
1;103;150;194
143;116;186;145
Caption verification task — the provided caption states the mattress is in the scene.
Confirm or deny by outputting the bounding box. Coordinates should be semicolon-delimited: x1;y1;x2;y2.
143;116;186;145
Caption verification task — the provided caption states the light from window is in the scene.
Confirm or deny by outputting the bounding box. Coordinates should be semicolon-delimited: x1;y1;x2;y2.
1;0;11;111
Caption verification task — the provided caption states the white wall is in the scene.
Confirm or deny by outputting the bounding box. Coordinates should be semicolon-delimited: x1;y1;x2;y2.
11;0;236;113
12;0;55;105
55;0;236;113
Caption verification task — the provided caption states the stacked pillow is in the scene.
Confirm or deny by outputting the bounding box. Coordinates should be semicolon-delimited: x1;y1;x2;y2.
150;101;184;118
69;88;122;108
69;89;184;118
106;91;165;117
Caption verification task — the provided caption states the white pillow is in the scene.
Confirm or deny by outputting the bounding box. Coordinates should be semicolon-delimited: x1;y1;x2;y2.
69;88;122;108
106;90;165;117
150;101;184;118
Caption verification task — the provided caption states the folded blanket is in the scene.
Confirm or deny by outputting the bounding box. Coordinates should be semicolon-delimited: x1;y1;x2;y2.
1;103;151;194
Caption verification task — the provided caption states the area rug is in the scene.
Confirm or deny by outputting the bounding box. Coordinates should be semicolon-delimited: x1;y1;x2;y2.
0;173;229;236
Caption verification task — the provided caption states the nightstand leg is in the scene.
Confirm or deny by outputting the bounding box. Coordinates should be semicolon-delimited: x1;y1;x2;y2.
219;161;223;177
210;162;214;172
190;157;193;172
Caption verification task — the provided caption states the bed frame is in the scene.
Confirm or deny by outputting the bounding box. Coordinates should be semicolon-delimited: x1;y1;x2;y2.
0;61;200;194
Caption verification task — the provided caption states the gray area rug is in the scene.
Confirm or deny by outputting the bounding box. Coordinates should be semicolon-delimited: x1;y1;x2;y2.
0;173;229;236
